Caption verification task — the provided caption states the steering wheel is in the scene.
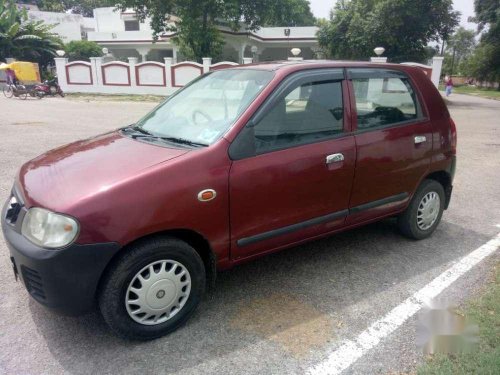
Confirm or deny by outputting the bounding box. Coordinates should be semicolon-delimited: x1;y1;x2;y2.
192;109;213;125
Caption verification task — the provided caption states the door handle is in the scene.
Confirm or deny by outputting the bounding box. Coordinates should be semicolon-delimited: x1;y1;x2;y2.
326;153;344;164
414;135;427;144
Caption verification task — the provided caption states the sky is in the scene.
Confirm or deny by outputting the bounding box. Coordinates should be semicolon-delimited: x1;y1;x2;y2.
309;0;477;31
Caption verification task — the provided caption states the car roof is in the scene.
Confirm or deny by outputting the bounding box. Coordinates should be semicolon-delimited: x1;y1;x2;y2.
232;60;416;73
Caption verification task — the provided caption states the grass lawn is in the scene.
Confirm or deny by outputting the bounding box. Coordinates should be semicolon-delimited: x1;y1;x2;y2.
65;93;165;103
417;263;500;375
439;85;500;100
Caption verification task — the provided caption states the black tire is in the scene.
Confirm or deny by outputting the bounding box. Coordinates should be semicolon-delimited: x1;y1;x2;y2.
98;236;206;340
3;85;13;98
398;179;445;240
59;91;65;97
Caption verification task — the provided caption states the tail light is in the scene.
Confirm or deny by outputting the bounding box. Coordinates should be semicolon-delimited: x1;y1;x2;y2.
450;117;457;154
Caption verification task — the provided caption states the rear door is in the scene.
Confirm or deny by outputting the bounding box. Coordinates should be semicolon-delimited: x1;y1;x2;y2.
228;69;356;260
346;68;433;223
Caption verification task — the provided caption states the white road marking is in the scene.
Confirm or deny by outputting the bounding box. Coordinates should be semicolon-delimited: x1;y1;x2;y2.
308;231;500;375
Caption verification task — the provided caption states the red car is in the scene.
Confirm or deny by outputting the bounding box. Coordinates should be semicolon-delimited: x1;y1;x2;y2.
2;61;456;340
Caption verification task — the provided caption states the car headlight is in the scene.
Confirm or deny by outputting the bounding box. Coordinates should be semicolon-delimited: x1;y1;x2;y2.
21;207;79;249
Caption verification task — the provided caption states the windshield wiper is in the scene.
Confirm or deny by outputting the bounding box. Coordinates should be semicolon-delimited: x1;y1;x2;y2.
131;125;152;136
156;137;208;148
123;126;207;148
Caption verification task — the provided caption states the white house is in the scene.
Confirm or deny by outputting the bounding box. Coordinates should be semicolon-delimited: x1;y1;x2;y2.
28;7;320;63
27;11;95;43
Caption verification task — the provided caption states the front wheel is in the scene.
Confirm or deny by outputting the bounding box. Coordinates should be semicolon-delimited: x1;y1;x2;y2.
397;179;445;240
98;237;206;340
3;85;13;98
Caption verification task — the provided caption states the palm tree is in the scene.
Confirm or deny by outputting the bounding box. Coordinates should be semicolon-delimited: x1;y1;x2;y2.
0;0;62;67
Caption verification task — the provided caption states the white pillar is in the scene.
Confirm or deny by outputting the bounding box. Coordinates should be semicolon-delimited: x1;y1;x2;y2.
172;47;178;64
94;57;104;87
164;57;173;87
128;57;138;87
239;43;247;64
54;57;68;91
136;47;150;62
431;56;444;88
243;57;253;64
202;57;212;73
370;57;387;63
89;57;100;86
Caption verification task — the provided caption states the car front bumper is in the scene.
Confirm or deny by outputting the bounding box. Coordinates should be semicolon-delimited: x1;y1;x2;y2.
2;194;121;315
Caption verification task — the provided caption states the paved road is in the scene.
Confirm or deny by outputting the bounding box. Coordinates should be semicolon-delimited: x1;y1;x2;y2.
0;94;499;374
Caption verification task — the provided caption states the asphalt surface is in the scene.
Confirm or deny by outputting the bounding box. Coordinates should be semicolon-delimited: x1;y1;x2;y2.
0;93;499;374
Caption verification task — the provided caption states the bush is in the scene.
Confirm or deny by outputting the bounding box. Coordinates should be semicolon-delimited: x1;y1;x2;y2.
65;41;103;61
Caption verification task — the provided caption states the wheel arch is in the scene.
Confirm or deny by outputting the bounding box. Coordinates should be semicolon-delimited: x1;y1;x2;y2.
97;229;217;300
424;170;452;209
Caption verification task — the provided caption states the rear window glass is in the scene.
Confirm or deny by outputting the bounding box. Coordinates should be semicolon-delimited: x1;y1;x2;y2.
349;69;421;130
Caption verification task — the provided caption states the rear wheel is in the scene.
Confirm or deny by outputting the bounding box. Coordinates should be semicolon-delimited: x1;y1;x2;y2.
98;237;206;340
18;90;28;100
397;179;445;240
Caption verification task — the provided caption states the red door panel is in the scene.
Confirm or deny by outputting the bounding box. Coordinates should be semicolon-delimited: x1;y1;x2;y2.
347;121;433;223
230;136;355;260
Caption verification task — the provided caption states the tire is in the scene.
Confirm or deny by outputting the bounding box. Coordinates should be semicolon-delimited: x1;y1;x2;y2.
98;236;206;340
59;91;65;97
3;85;13;98
18;91;28;100
397;179;445;240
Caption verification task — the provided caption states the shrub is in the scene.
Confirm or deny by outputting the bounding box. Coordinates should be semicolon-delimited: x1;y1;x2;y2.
65;40;103;61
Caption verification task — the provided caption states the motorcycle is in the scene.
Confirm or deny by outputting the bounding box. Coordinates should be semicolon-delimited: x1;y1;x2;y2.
35;77;64;97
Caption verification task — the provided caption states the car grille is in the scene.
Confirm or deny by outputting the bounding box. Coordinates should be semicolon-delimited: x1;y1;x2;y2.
21;266;46;301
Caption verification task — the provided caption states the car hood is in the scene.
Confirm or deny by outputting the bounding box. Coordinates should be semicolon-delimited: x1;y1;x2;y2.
18;131;189;211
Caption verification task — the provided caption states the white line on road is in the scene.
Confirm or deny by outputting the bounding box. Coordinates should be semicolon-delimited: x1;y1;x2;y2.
308;231;500;375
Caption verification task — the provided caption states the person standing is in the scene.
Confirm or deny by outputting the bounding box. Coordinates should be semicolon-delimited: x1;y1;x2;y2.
444;75;453;97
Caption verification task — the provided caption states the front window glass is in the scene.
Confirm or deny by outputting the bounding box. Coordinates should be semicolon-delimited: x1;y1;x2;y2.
254;79;344;153
133;69;274;146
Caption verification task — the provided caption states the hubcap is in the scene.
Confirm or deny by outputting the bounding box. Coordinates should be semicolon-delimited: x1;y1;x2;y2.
417;191;441;231
125;260;191;325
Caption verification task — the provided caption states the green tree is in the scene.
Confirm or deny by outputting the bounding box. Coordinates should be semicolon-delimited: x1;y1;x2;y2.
114;0;315;62
0;0;62;67
442;27;477;75
261;0;316;27
468;0;500;88
64;40;103;61
317;0;460;63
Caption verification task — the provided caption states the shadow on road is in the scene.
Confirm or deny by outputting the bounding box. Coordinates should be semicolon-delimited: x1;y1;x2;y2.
29;219;489;374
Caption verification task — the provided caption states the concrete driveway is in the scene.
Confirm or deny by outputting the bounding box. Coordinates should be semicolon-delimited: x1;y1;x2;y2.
0;93;499;374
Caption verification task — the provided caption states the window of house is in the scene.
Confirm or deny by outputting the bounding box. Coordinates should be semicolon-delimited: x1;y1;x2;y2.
253;79;344;153
124;20;140;31
349;69;420;130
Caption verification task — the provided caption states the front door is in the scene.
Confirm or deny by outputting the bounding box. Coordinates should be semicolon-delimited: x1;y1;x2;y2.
346;68;433;223
228;69;356;260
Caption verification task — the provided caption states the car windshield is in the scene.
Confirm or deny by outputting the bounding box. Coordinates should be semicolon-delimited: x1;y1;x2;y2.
132;69;274;146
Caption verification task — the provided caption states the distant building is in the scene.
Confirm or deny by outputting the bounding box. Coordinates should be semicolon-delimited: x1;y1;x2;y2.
28;7;320;62
27;11;95;42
